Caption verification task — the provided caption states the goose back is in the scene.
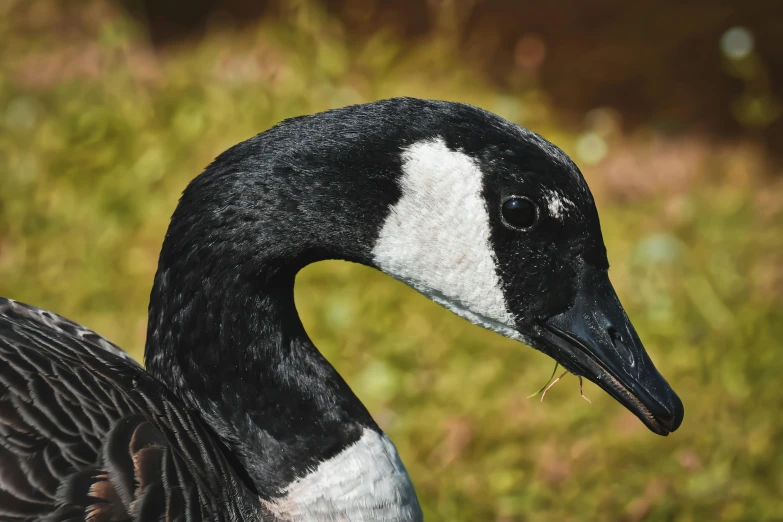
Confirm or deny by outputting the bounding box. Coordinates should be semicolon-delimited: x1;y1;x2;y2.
0;297;261;521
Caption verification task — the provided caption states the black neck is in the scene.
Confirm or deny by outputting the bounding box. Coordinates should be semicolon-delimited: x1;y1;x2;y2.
144;126;404;496
147;256;376;496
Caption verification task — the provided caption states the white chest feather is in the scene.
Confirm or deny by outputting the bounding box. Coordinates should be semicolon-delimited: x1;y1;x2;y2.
261;430;422;522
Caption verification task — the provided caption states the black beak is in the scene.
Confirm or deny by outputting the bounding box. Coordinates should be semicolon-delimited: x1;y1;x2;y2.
535;264;684;435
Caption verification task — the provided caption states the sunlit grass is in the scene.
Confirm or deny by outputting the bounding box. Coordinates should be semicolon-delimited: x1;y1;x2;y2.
1;2;782;520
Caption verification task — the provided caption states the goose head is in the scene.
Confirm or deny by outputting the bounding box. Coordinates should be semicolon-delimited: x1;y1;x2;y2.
367;106;684;435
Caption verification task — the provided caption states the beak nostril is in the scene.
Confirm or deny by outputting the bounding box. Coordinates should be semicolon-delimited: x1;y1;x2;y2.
607;326;634;367
607;326;622;343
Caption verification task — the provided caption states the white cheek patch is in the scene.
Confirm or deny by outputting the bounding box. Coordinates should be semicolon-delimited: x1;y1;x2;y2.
261;430;422;522
372;137;516;333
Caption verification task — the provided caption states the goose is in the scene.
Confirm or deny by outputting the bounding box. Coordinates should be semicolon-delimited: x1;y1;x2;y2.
0;97;684;521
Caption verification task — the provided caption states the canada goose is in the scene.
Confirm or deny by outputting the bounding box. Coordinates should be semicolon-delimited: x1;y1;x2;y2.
0;98;683;521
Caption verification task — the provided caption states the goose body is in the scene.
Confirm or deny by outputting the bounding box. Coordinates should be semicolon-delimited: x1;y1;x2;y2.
0;298;259;520
0;98;683;521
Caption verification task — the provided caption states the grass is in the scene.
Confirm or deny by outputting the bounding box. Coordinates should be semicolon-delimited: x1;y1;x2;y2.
1;1;782;520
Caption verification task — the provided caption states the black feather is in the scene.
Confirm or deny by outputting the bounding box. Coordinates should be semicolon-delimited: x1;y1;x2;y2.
0;298;259;521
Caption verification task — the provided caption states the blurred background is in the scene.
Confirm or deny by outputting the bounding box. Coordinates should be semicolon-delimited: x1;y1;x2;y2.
1;0;782;520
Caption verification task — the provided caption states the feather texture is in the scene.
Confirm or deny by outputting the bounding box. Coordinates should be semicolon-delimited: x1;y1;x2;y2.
0;297;262;521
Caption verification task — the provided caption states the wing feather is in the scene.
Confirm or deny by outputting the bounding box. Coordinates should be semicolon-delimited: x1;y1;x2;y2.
0;298;261;521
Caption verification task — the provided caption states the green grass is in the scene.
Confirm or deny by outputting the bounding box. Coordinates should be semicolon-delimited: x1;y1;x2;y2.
1;2;782;520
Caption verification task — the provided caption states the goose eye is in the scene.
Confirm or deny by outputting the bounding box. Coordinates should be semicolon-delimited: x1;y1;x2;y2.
501;197;538;230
